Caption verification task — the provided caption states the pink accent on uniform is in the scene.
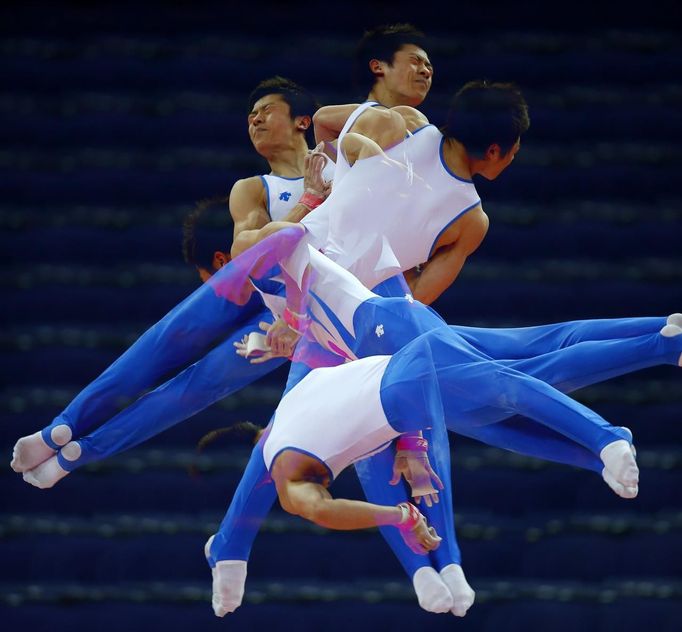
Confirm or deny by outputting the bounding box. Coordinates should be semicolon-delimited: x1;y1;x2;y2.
327;341;352;360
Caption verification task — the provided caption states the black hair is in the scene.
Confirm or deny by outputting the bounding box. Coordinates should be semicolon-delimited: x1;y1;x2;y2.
353;23;427;92
197;422;263;452
247;76;320;146
443;80;530;157
182;196;234;271
190;422;263;478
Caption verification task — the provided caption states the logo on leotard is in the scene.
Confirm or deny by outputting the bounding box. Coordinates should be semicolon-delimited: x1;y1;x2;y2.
279;191;292;201
375;324;384;338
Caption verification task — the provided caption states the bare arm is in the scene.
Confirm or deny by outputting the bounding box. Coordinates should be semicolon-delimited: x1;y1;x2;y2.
278;477;440;554
314;104;407;153
280;478;404;530
406;207;489;305
231;221;297;258
229;176;270;241
313;104;362;144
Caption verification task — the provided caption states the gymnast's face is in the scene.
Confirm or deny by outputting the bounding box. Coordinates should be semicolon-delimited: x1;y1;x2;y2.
248;94;309;155
373;44;433;107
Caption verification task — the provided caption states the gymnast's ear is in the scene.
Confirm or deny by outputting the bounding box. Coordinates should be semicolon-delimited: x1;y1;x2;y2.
369;58;384;77
212;251;231;270
295;114;312;131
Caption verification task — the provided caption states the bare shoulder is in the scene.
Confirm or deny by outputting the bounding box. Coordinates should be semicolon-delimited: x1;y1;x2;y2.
457;205;489;249
230;175;265;200
438;205;489;251
391;106;430;132
229;176;266;217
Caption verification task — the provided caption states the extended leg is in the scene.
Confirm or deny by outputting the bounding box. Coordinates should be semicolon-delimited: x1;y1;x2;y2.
449;322;682;470
382;330;636;488
20;311;285;486
453;316;666;359
206;436;278;616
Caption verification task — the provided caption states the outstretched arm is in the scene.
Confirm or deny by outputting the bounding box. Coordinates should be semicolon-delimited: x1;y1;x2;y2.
277;476;440;554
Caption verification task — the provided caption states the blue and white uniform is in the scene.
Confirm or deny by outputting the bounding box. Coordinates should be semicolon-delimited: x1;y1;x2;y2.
262;160;335;221
302;102;481;291
263;356;399;480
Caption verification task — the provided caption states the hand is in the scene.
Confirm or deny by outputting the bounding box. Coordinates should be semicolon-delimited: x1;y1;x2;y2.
264;319;301;357
390;450;444;507
303;142;330;199
400;512;442;555
234;332;274;365
233;320;300;364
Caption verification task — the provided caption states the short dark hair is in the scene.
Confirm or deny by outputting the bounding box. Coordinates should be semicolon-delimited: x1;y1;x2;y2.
353;23;427;92
247;76;320;145
443;80;530;157
182;196;234;270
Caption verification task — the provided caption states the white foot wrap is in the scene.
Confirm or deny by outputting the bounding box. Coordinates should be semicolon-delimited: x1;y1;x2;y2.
666;313;682;328
412;566;454;614
660;319;682;366
211;560;247;617
600;439;639;493
660;324;682;338
602;467;638;499
22;455;69;489
60;440;82;462
11;431;57;473
439;563;475;617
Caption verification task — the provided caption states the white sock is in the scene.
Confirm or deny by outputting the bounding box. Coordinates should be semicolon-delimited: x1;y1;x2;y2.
212;560;247;616
22;455;69;489
439;563;475;617
600;439;639;488
412;566;454;613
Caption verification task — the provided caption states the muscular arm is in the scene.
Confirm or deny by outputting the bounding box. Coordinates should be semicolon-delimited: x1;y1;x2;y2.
314;104;408;155
406;207;489;305
279;478;404;530
271;452;440;553
229;176;271;240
